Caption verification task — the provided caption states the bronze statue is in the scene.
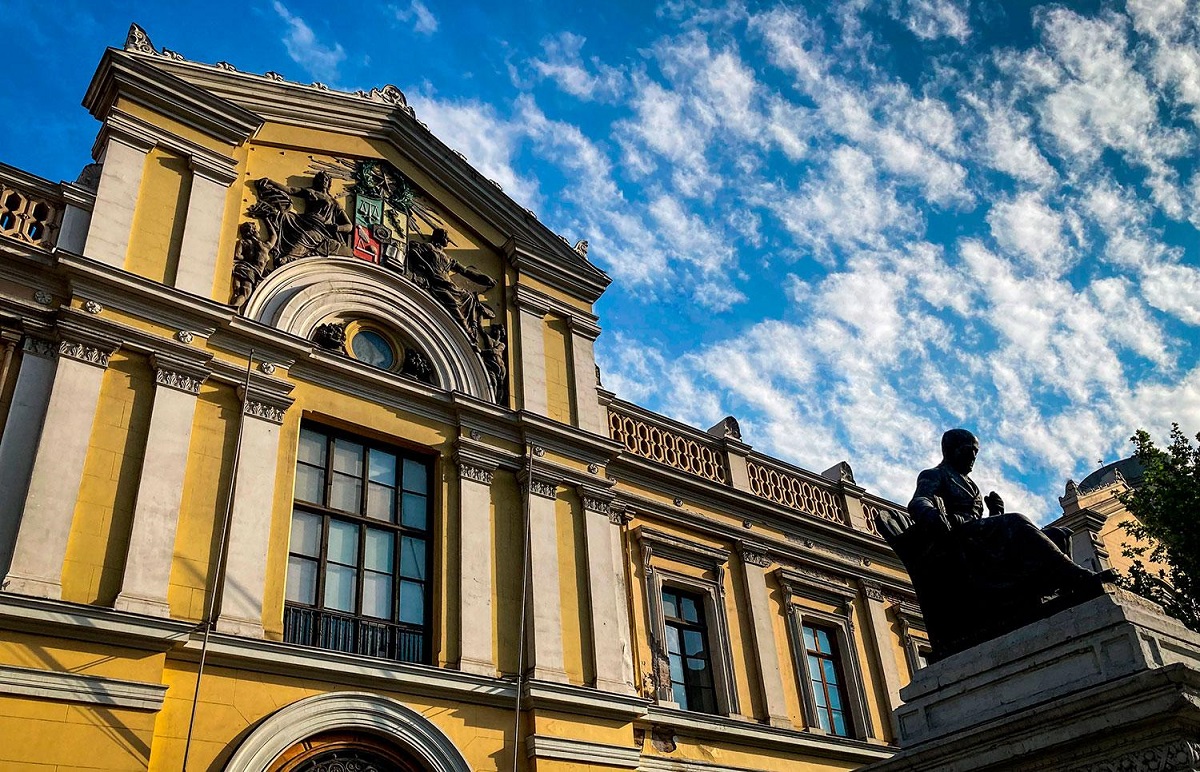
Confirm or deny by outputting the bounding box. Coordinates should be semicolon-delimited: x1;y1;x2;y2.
877;429;1115;661
406;228;496;344
229;221;275;308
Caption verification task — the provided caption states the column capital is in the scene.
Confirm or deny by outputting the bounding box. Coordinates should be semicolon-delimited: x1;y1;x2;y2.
21;335;57;360
739;540;773;569
520;468;561;499
861;580;886;602
457;461;494;486
149;353;210;395
607;501;634;527
57;336;120;369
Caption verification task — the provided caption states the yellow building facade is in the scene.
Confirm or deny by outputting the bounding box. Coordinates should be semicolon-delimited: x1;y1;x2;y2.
0;25;923;772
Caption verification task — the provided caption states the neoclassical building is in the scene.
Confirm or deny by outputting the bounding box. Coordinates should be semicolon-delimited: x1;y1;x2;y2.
0;26;924;772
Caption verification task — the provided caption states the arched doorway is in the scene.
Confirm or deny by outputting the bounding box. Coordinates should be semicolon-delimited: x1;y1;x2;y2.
224;692;471;772
269;731;424;772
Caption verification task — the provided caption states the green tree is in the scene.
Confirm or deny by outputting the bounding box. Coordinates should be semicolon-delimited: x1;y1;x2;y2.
1119;425;1200;632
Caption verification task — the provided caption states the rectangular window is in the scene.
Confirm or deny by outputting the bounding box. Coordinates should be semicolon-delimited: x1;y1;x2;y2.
284;424;431;664
802;623;852;737
662;587;718;714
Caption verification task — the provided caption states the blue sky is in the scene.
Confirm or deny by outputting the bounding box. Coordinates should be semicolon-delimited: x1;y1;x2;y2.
3;0;1200;518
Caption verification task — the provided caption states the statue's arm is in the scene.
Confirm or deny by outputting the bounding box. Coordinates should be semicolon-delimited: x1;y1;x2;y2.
908;469;952;534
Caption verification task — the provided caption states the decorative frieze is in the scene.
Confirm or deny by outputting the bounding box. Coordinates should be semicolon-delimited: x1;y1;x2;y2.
244;399;286;424
58;340;112;368
154;367;204;395
862;581;886;602
21;336;56;359
581;496;611;516
458;463;494;486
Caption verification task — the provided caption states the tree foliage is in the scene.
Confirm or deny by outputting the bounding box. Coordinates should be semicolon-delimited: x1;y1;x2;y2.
1119;425;1200;631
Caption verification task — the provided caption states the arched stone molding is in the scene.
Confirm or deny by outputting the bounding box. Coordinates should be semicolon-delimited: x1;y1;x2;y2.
224;691;471;772
243;257;492;400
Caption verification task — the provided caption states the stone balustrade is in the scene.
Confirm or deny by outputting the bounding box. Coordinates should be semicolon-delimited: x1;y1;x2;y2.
0;163;65;249
746;455;849;526
608;402;729;484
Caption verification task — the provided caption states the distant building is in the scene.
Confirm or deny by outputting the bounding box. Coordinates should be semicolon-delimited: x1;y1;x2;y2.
1053;456;1158;577
0;25;922;772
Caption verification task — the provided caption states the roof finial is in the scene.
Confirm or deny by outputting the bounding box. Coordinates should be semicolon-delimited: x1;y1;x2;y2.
124;23;158;55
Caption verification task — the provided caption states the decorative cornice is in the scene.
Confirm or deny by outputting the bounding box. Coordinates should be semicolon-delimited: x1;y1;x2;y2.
637;527;730;571
0;663;167;712
1069;740;1200;772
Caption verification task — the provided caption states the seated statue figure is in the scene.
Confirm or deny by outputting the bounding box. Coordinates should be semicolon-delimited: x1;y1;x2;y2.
876;428;1114;661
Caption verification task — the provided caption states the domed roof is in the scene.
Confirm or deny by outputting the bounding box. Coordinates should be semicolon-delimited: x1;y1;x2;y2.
1078;456;1144;491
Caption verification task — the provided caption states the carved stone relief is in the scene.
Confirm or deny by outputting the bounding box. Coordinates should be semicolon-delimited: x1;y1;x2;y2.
526;478;557;499
459;463;494;486
154;368;204;395
58;341;112;368
1069;740;1200;772
244;399;286;424
741;545;772;568
312;322;347;351
21;336;55;359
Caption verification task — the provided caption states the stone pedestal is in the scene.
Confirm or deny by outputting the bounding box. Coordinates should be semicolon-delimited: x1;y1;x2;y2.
862;588;1200;771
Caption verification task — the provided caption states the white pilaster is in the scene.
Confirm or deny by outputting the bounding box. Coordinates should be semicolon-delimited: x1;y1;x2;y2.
2;335;120;599
456;451;497;676
114;356;208;617
567;318;606;435
580;490;635;694
215;392;291;638
0;337;58;576
522;468;567;682
83;135;152;267
516;295;549;415
740;542;790;728
862;582;903;734
173;166;232;299
57;182;95;255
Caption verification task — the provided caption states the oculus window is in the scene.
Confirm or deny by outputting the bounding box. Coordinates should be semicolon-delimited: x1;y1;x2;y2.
285;424;431;663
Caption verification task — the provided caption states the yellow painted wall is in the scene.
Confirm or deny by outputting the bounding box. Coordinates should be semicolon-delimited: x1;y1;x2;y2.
543;314;573;425
125;147;191;285
62;352;154;605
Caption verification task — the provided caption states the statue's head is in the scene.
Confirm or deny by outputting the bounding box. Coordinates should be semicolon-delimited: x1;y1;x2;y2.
238;221;259;239
941;428;979;474
313;171;332;191
431;228;450;247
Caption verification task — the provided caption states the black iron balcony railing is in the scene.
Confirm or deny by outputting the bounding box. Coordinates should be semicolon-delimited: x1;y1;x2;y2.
283;604;425;664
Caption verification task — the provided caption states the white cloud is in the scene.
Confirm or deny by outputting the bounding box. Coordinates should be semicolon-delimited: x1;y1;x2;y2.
393;0;438;35
986;193;1073;274
529;32;624;102
272;1;346;83
900;0;971;43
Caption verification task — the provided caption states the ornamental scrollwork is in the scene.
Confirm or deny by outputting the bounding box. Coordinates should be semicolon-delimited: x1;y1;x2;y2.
155;368;203;395
244;399;286;424
1070;739;1200;772
459;463;494;486
526;478;557;499
740;546;771;568
21;336;56;359
581;496;611;516
58;341;111;367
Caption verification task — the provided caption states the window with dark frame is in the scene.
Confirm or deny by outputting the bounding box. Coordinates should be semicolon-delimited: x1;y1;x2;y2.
284;424;431;663
661;587;718;714
802;622;852;736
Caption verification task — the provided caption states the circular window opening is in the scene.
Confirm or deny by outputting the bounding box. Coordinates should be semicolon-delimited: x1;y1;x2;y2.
351;330;396;369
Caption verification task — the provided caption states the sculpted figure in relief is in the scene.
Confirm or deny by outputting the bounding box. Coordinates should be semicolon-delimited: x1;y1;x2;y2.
229;221;276;308
250;172;353;264
480;325;508;405
406;228;497;344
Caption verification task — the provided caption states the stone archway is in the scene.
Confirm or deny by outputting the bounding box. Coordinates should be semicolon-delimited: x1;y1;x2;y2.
242;256;493;401
223;692;471;772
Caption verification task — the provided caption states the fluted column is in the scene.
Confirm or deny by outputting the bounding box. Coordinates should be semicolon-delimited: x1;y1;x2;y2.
456;445;498;676
215;388;293;638
0;336;59;576
114;354;209;617
740;541;790;727
522;466;567;682
2;333;121;599
515;292;549;415
579;488;635;693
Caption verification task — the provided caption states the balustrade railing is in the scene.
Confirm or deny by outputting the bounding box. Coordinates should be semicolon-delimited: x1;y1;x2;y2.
746;456;848;525
0;163;64;249
283;604;425;663
608;402;728;484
